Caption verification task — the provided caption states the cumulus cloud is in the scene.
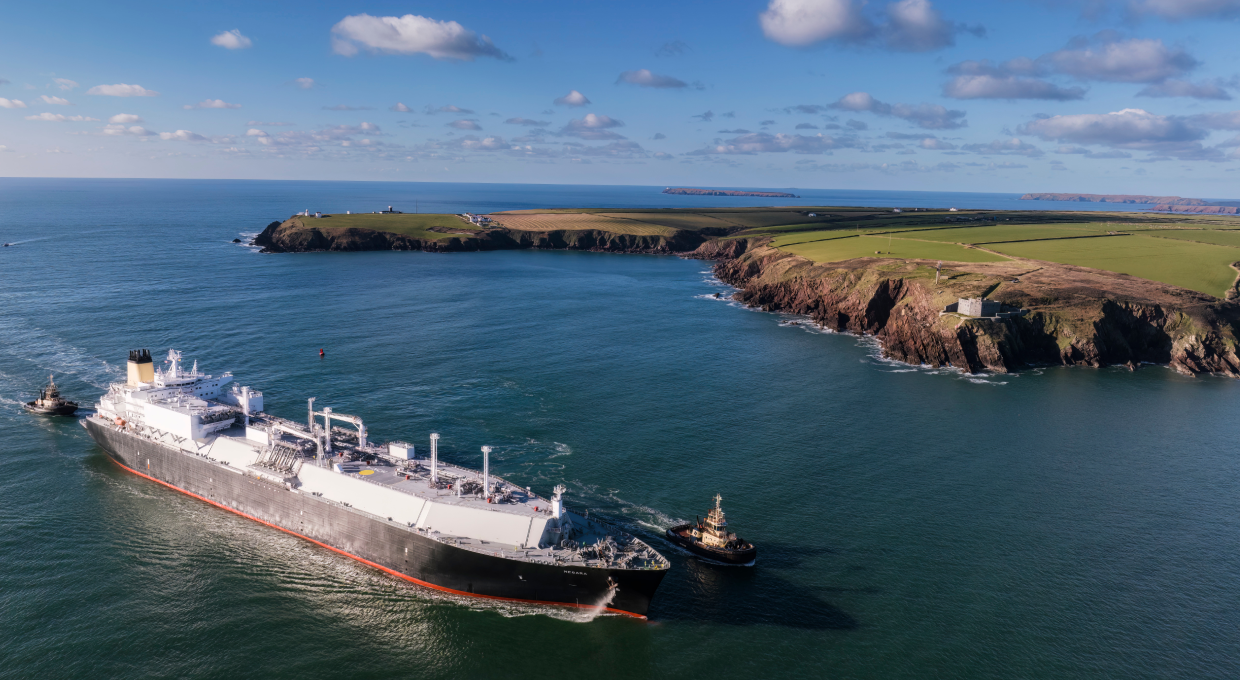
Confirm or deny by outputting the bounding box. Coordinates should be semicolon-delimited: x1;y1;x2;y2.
1129;0;1240;19
1190;111;1240;129
293;78;316;89
692;111;715;121
846;119;868;130
426;104;473;114
211;29;252;49
24;113;98;121
39;95;70;105
961;137;1044;156
795;123;819;129
560;113;625;140
760;0;875;46
652;132;667;140
505;117;550;126
760;0;976;52
919;137;957;150
616;69;690;88
448;119;482;130
0;98;28;108
109;113;142;124
1055;146;1132;158
942;70;1081;101
830;91;967;129
103;124;155;136
391;102;412;112
185;99;241;109
1137;79;1231;100
330;14;510;61
53;78;78;91
1019;108;1201;145
1041;35;1197;84
554;90;590;107
689;131;854;155
246;128;269;137
88;84;158;97
159;130;208;141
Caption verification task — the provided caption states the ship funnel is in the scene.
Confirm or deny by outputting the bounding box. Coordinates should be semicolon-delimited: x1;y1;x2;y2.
551;484;565;519
430;433;440;483
127;349;154;385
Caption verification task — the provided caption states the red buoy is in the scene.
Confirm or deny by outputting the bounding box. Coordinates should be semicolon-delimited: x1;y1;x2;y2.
319;348;325;357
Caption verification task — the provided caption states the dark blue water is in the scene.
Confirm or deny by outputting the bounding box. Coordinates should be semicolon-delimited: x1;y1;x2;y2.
1;179;1239;679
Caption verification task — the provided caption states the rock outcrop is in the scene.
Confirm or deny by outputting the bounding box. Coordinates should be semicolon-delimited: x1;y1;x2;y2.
713;245;1240;378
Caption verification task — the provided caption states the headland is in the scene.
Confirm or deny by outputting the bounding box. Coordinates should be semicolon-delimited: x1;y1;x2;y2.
251;206;1240;378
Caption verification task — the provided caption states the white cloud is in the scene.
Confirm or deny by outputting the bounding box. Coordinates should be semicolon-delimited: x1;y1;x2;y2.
159;130;208;141
391;102;412;112
760;0;874;46
1129;0;1240;19
103;124;155;136
246;128;269;137
943;74;1085;100
426;104;473;114
1137;79;1230;100
330;13;510;61
211;29;253;49
1042;36;1196;84
248;121;294;126
616;69;689;88
448;119;482;130
25;112;99;121
0;98;27;108
554;90;591;107
87;83;159;97
883;0;956;51
109;113;142;124
53;78;78;91
560;113;625;140
505;117;550;126
961;137;1044;157
830;91;967;129
40;95;71;105
184;99;242;109
919;137;957;150
689;131;852;155
293;77;315;89
1020;108;1201;145
1190;111;1240;130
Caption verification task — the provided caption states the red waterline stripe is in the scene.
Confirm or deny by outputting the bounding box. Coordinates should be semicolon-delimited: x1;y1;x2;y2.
107;456;646;620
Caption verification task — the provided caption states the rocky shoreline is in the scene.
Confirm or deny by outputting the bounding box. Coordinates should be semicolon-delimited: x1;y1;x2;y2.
251;219;1240;378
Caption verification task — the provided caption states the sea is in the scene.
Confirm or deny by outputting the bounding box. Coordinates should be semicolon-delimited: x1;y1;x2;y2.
1;178;1238;679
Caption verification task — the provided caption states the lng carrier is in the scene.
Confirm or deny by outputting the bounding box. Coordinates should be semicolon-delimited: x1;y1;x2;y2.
81;349;669;617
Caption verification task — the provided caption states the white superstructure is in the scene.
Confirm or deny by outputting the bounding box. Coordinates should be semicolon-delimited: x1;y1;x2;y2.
89;349;666;570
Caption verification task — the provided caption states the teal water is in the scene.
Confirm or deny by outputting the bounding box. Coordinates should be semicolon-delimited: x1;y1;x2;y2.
1;179;1239;679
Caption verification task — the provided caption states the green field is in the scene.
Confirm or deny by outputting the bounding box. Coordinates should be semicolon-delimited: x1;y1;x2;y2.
779;234;1011;264
884;224;1119;243
987;234;1240;297
289;213;480;240
1143;229;1240;248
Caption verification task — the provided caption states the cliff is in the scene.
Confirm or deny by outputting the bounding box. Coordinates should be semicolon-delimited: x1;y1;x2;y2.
711;244;1240;378
251;217;716;255
663;188;798;198
1020;193;1213;206
1150;205;1240;215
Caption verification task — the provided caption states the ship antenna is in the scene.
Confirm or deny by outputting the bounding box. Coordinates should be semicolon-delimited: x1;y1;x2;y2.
715;493;723;511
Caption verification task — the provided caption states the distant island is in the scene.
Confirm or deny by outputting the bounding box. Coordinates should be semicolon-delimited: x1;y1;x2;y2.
1021;193;1212;206
663;187;798;198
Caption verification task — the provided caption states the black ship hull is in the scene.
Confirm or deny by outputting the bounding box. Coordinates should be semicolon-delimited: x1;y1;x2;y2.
665;524;757;566
82;418;665;617
25;402;78;416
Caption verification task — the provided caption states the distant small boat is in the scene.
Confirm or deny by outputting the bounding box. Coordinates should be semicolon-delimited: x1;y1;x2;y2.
24;374;79;416
666;494;756;566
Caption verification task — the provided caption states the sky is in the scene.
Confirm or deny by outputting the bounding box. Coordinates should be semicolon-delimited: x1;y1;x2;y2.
4;0;1240;196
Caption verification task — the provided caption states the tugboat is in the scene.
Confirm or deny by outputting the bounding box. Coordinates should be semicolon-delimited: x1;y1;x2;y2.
666;494;757;566
24;375;79;416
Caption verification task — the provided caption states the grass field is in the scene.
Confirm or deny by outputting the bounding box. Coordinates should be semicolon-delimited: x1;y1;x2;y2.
779;234;1012;264
883;224;1119;243
1143;229;1240;248
490;213;676;236
288;213;480;240
986;234;1240;297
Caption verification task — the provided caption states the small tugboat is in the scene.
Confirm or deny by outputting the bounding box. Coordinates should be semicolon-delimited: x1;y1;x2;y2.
24;375;79;416
666;494;757;566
